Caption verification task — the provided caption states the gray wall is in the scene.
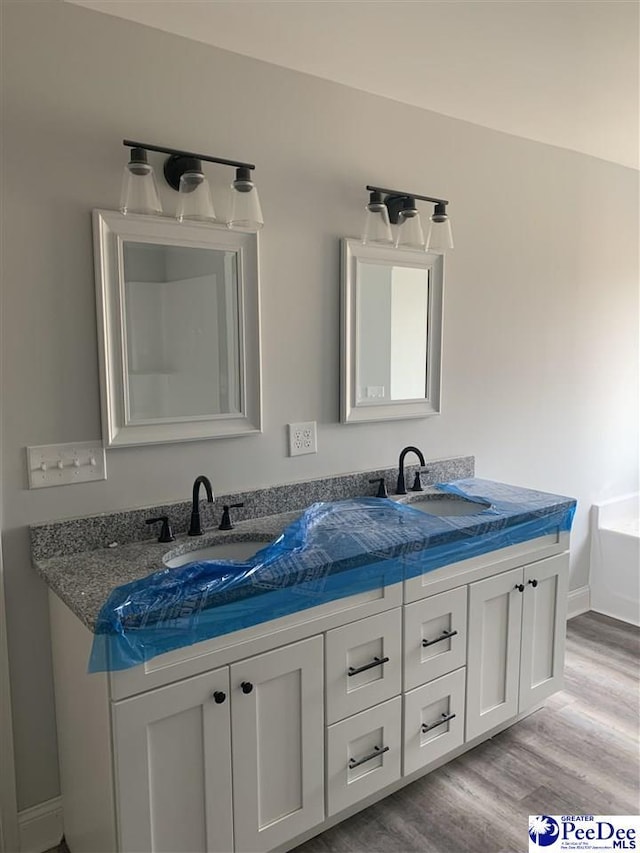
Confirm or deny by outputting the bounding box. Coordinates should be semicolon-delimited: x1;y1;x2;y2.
2;1;638;811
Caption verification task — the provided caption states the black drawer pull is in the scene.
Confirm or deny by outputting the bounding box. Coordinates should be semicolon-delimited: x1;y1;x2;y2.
528;578;538;588
348;745;389;770
515;583;525;592
212;691;226;704
348;656;390;677
240;681;253;694
421;712;456;733
422;629;458;648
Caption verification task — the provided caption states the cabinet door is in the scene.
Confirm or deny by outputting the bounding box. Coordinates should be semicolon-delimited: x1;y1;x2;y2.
466;567;523;741
112;666;233;853
231;636;324;853
404;587;467;690
325;608;401;724
519;552;569;711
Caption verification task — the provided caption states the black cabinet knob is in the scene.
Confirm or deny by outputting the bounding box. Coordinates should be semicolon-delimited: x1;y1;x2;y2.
515;583;525;592
213;691;226;704
528;579;538;588
241;681;254;694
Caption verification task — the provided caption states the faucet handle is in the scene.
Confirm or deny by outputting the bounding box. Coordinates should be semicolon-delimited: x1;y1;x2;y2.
145;515;175;543
411;471;423;492
369;477;388;498
218;502;245;531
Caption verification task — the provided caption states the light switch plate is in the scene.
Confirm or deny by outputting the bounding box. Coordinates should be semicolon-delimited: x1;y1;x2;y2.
26;441;107;489
288;422;318;456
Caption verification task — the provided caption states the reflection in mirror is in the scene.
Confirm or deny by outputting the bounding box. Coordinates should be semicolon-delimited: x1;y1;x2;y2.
122;242;240;422
93;210;261;446
341;239;443;424
356;262;429;403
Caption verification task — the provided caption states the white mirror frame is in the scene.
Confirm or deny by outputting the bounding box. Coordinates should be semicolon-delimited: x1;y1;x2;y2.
340;238;443;424
93;210;262;446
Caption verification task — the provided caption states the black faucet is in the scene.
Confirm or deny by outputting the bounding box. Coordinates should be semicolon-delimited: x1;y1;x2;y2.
189;475;214;536
396;446;426;495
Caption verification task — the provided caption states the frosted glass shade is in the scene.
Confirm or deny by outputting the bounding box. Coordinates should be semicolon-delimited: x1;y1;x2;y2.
395;210;425;249
119;151;162;215
176;171;216;222
362;201;393;245
228;170;264;231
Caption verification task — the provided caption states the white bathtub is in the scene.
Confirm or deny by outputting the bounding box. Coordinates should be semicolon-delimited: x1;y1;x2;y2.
590;493;640;626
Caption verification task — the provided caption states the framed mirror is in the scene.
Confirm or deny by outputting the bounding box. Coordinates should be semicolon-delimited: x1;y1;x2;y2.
340;238;443;423
93;210;261;446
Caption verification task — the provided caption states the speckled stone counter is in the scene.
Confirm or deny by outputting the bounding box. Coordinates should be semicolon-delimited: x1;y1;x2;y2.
33;510;303;631
30;456;474;559
31;457;474;629
32;470;577;642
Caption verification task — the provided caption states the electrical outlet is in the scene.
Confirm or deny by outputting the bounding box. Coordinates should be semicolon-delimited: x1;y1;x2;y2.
288;421;317;457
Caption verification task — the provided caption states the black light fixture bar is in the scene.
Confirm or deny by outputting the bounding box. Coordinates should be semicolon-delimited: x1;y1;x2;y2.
366;185;448;206
123;140;255;172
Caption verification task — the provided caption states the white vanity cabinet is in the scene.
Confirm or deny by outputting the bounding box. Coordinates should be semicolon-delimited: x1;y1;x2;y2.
112;638;323;853
49;530;571;853
466;552;569;740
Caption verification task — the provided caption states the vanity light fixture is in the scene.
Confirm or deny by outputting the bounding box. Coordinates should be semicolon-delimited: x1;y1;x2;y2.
228;167;264;231
362;190;393;245
363;185;454;251
121;140;263;230
425;202;454;252
119;147;162;216
175;159;216;223
394;196;425;250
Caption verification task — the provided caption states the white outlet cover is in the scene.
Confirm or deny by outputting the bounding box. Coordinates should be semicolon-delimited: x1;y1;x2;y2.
288;421;318;456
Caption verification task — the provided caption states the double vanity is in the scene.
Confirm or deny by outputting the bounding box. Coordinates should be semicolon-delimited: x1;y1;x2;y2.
21;179;574;852
32;457;575;853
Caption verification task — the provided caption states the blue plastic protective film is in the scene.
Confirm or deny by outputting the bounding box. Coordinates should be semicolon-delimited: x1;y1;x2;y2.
89;479;576;672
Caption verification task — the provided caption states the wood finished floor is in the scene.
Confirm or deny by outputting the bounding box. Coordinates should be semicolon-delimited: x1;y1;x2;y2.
47;611;639;853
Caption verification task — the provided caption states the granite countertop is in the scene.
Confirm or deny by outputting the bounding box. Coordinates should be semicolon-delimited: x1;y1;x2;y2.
34;509;303;631
33;479;576;634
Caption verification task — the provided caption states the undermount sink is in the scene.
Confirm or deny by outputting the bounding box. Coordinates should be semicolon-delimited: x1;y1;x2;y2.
403;496;491;517
163;539;269;569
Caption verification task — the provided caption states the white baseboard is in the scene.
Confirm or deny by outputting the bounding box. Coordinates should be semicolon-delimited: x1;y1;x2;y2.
567;585;591;619
18;797;62;853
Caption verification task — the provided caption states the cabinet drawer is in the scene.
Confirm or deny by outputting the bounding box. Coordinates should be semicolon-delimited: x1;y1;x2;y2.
325;608;401;724
326;696;401;816
404;587;467;690
403;668;466;777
